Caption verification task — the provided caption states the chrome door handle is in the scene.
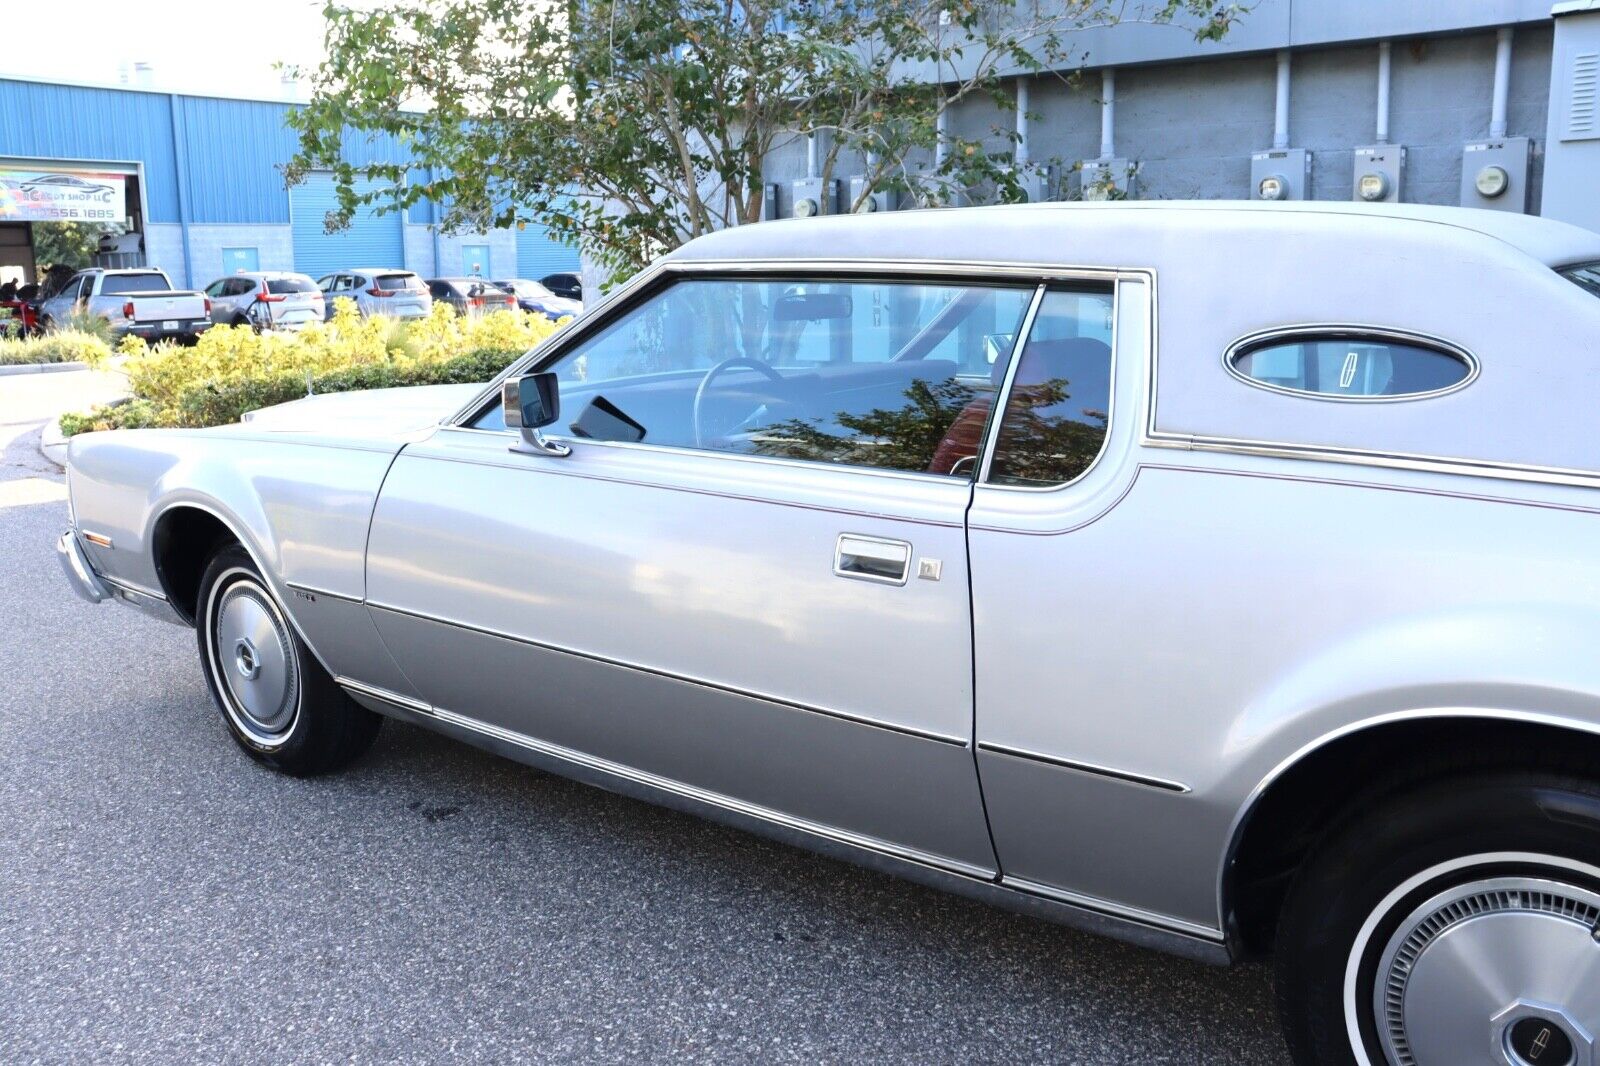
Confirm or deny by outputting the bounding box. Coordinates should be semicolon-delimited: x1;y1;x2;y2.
834;534;911;586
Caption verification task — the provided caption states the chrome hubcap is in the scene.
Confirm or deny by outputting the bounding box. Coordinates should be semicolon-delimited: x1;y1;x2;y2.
209;576;299;744
1375;876;1600;1065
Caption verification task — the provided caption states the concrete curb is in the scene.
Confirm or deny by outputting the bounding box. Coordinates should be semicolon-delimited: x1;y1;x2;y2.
0;361;89;377
39;417;68;470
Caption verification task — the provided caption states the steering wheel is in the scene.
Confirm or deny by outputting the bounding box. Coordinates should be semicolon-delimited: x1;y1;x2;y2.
692;357;785;448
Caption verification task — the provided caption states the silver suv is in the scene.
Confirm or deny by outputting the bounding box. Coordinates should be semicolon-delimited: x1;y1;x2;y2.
204;272;324;331
315;269;431;320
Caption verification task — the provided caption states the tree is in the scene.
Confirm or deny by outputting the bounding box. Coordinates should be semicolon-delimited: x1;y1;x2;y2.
31;221;121;273
287;0;1241;280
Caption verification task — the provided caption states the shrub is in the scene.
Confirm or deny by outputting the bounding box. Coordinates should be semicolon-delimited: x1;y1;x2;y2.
0;330;114;366
57;301;556;435
61;308;115;343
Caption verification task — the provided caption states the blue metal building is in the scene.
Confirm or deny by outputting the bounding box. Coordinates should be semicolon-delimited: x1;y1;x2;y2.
0;76;579;290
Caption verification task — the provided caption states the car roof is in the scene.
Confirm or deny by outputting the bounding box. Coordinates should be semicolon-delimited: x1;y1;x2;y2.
671;200;1600;271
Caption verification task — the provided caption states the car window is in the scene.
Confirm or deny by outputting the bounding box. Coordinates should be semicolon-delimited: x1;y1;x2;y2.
204;280;226;297
478;275;1034;478
986;288;1117;487
377;273;424;292
1561;262;1600;299
100;273;169;295
1227;331;1474;399
266;277;316;295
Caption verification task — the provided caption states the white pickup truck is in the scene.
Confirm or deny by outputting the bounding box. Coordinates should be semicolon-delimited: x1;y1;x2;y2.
38;268;212;343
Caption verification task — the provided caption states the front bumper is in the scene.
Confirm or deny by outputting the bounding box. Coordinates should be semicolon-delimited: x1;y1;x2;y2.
56;530;109;604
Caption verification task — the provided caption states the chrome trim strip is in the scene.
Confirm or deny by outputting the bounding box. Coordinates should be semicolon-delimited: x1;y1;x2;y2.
343;676;994;879
1220;323;1479;404
363;601;969;746
335;675;432;716
1003;876;1225;942
977;741;1191;794
285;581;364;604
102;574;168;602
976;284;1047;485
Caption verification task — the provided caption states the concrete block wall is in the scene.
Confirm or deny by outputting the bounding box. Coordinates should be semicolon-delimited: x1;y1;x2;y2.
431;227;520;279
185;224;295;288
403;224;437;278
142;224;186;287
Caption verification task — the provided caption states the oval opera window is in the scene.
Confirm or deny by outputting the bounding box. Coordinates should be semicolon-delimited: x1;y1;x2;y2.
1225;328;1477;401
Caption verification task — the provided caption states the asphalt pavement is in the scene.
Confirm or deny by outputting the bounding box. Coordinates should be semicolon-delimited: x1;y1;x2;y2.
0;372;1290;1063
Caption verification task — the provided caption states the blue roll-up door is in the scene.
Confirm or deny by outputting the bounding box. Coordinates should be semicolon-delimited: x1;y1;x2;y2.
290;173;404;278
516;222;580;278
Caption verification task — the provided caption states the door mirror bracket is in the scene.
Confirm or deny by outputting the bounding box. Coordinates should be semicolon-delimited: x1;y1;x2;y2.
502;372;571;457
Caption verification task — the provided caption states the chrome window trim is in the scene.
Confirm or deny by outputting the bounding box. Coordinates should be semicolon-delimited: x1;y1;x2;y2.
1221;323;1480;404
976;285;1047;485
978;278;1130;493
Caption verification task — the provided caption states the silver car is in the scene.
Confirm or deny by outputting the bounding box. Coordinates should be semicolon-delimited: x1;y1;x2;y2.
315;268;431;319
204;271;324;330
56;202;1600;1066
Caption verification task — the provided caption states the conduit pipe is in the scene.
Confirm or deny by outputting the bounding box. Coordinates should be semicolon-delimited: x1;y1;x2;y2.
1099;69;1116;159
1375;41;1392;144
1016;78;1031;165
935;102;949;169
1490;27;1513;138
806;132;820;179
1273;50;1291;149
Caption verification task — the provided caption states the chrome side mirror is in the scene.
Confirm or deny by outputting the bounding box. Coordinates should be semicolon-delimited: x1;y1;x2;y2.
503;372;571;457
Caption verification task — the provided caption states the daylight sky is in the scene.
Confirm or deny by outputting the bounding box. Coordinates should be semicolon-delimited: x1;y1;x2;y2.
5;0;330;99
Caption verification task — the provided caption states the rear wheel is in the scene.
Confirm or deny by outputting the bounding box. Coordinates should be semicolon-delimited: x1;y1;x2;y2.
1275;772;1600;1065
195;544;379;775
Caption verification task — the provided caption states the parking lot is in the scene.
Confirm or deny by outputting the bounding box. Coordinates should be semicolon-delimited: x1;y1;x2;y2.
1;374;1288;1063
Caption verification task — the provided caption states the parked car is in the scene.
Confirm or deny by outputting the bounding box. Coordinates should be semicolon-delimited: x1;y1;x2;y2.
426;277;518;317
539;271;581;301
204;272;324;331
56;202;1600;1066
38;267;210;342
489;278;581;320
314;269;431;320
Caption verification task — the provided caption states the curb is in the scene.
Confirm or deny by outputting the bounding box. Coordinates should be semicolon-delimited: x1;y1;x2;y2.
39;416;68;470
0;361;88;377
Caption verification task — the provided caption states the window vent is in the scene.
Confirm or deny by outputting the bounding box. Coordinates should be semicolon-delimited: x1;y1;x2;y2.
1566;51;1599;141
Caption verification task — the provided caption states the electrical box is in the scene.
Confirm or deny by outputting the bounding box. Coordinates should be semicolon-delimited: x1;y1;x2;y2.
1460;137;1530;212
1078;158;1135;201
789;178;838;218
761;182;780;222
847;177;896;214
1352;146;1405;203
1014;164;1058;203
1250;148;1311;201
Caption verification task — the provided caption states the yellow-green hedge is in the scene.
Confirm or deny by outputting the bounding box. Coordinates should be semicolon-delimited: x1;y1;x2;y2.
64;301;565;435
0;330;113;366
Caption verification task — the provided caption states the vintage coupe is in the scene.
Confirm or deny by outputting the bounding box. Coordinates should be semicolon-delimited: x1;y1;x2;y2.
59;202;1600;1065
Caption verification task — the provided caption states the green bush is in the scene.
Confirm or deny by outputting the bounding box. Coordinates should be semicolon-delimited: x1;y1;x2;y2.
60;348;520;436
0;330;114;366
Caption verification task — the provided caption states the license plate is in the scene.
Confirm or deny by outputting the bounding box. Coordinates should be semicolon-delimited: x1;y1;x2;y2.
162;320;179;330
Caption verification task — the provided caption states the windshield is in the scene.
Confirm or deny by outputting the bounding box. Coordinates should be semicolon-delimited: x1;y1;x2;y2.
266;277;317;295
495;279;554;299
1560;262;1600;299
101;273;170;295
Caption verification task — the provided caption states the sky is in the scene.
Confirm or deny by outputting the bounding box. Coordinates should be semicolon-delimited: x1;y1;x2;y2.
4;0;330;100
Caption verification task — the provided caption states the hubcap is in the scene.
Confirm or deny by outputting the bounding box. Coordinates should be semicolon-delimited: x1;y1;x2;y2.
210;578;299;743
1374;876;1600;1065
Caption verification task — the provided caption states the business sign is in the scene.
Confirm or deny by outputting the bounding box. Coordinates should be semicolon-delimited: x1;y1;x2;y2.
0;169;126;223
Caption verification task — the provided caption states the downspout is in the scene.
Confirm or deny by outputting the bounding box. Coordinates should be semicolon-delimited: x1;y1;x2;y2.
1099;69;1116;159
166;93;194;289
1015;77;1031;166
935;103;949;170
1490;26;1513;137
1375;41;1392;144
806;132;820;179
1273;50;1291;149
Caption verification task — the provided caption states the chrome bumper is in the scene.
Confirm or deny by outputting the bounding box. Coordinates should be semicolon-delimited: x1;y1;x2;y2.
56;530;109;604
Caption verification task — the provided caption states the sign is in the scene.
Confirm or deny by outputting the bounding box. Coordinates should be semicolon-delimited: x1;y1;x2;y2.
0;169;126;223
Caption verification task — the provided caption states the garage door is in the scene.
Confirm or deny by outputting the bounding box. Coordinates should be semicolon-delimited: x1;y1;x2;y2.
291;173;404;278
516;221;580;278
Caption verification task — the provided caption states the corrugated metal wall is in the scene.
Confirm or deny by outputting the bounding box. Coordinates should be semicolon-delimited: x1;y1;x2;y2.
517;222;580;277
290;172;405;276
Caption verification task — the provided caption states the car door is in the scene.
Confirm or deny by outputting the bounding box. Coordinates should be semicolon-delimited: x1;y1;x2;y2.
43;274;86;323
362;269;1039;874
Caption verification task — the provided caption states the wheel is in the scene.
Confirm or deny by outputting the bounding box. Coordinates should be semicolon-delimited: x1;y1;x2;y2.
1275;771;1600;1065
195;544;379;775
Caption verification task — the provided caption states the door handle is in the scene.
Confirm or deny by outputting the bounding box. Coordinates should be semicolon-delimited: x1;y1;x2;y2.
834;534;911;586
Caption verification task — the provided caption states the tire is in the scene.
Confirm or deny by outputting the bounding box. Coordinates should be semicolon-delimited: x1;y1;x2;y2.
195;544;379;775
1275;771;1600;1065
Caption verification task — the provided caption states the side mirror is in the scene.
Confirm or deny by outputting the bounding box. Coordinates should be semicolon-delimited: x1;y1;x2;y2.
502;372;571;457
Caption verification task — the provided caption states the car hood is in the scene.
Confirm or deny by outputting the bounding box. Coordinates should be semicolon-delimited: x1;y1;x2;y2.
233;383;486;436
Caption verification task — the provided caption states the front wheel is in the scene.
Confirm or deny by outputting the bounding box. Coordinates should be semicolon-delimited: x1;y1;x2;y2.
1275;772;1600;1065
196;544;379;775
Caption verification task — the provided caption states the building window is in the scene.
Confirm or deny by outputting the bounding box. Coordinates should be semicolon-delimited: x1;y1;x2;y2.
462;244;490;277
222;247;259;274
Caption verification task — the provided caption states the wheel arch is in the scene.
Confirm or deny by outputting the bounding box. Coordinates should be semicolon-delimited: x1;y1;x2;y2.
150;500;274;625
1222;710;1600;957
